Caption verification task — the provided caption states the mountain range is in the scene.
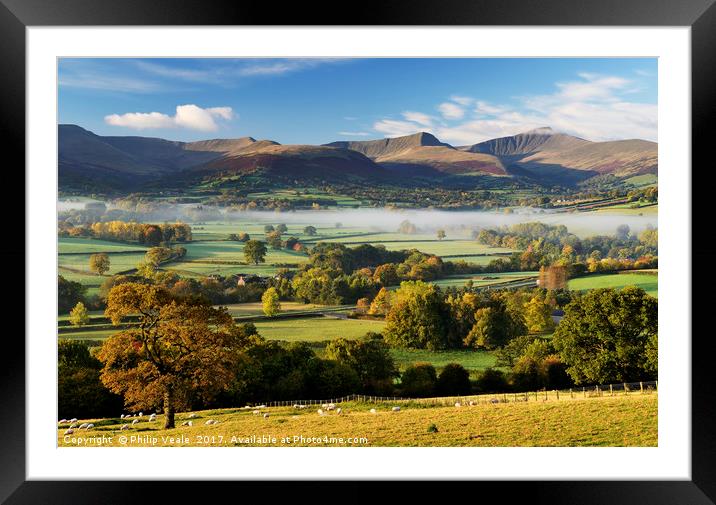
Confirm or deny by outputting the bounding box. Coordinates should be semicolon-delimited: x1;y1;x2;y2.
58;124;657;192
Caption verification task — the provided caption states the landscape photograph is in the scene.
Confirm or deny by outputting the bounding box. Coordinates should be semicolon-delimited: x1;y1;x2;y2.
57;57;658;447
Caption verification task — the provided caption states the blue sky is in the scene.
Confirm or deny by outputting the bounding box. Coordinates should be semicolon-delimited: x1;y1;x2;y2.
58;58;657;145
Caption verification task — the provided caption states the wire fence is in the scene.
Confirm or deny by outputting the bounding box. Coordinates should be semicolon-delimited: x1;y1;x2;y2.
255;380;657;408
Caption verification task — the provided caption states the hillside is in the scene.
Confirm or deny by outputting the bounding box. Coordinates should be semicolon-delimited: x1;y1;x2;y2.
58;393;657;447
58;125;657;193
466;127;657;182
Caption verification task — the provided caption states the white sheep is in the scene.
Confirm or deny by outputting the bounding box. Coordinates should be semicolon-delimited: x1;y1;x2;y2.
392;406;401;412
205;419;218;425
369;408;377;414
263;413;270;419
59;419;67;424
188;413;197;418
336;408;342;414
120;414;125;419
69;418;78;423
131;419;139;425
181;420;192;427
78;423;89;429
327;403;336;410
490;398;499;404
64;428;74;435
252;410;260;415
317;409;324;416
120;424;129;430
85;423;94;429
69;423;77;429
257;405;266;408
454;402;462;408
138;412;143;417
469;401;475;406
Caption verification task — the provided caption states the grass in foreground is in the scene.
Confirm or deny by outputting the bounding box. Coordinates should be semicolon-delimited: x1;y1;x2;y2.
58;393;657;447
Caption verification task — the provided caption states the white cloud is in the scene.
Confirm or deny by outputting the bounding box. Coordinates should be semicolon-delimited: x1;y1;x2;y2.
401;111;434;127
371;73;657;145
450;95;474;106
438;102;465;120
105;104;235;131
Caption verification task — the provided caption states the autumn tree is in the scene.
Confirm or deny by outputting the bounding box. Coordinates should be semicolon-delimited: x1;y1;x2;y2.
89;253;110;275
244;240;267;265
368;287;393;316
261;287;281;317
523;292;556;333
538;265;568;290
69;301;90;327
98;283;246;428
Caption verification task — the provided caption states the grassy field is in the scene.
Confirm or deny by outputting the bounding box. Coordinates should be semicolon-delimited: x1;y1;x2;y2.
252;317;386;342
58;237;148;254
389;348;497;373
568;272;658;298
432;271;538;289
58;393;657;447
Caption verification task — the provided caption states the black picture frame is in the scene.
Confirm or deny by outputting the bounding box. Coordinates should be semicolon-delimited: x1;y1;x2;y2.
2;0;713;503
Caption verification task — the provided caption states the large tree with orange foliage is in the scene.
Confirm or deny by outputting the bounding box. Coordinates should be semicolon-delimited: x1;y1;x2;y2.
98;283;251;428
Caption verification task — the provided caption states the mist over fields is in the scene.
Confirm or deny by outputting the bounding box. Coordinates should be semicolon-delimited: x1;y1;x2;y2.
59;199;656;238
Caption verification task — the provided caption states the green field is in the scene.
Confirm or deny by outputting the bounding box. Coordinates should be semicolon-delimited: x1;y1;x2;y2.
59;237;148;254
389;348;497;373
568;272;658;297
58;393;657;447
252;317;386;342
432;271;538;289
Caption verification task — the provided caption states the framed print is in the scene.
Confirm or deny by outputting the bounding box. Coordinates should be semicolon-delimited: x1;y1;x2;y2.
3;0;715;502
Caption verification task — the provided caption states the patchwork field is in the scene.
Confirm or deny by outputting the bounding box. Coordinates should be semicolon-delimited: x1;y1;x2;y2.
58;393;658;447
568;272;658;298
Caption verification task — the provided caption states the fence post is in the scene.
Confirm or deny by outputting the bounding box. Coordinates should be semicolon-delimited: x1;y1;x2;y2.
556;390;559;400
583;387;586;398
655;380;658;391
640;381;643;393
609;384;613;396
569;388;573;399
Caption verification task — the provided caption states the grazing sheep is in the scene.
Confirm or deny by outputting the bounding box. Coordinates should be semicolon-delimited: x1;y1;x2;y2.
59;419;67;424
131;419;139;425
322;403;329;409
293;404;300;409
369;408;377;414
336;408;342;415
85;423;94;429
252;410;260;415
257;405;266;408
120;414;125;419
69;423;77;429
64;429;74;435
490;398;499;404
138;412;143;417
188;413;197;418
392;406;401;412
205;419;218;425
454;402;462;408
148;414;157;421
263;413;270;419
120;424;129;430
469;401;475;406
78;423;89;429
180;420;192;427
317;409;324;416
69;418;78;423
327;403;336;411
